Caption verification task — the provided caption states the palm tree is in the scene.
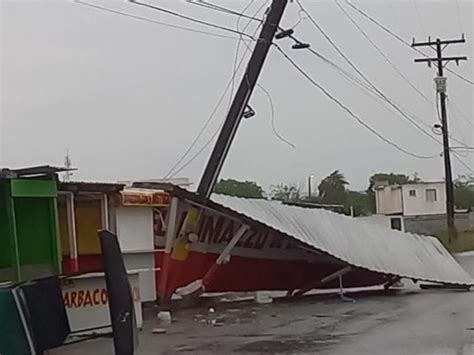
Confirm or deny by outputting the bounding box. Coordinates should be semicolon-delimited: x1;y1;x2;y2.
318;170;349;204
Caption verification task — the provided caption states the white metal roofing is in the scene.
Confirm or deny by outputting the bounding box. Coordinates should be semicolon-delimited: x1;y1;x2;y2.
210;195;474;286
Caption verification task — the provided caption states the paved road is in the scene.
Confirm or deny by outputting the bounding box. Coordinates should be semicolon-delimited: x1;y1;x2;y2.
57;254;474;354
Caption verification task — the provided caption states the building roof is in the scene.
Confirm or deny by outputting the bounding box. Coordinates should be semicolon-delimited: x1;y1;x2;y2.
1;165;75;178
375;181;445;190
162;184;473;286
59;181;125;193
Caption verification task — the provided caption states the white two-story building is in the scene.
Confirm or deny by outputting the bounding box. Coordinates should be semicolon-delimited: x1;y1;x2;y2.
375;181;446;216
357;181;446;232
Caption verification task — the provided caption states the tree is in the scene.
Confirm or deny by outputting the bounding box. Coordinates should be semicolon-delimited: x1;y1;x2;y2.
345;190;370;216
454;175;474;210
367;173;412;213
214;179;264;199
270;183;300;202
318;170;348;204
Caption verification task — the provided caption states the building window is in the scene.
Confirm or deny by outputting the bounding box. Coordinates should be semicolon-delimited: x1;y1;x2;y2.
409;189;416;197
426;189;437;202
390;217;402;231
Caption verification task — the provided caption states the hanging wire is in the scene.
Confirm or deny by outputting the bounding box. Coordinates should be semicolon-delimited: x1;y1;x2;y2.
130;0;257;40
74;0;244;40
343;0;474;86
274;44;439;160
295;0;441;147
165;5;265;178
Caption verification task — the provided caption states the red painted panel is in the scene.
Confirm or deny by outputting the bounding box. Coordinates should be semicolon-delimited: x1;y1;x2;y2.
159;251;386;299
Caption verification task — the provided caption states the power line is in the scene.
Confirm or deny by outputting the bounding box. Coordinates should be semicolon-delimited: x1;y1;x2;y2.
165;6;264;178
447;96;474;128
274;44;438;160
229;0;262;109
188;0;264;24
334;0;431;104
130;0;256;40
73;0;242;40
257;84;296;148
343;0;474;87
295;0;441;146
164;44;257;179
169;123;223;178
186;1;466;153
201;1;296;149
435;94;470;148
452;153;474;173
200;1;445;150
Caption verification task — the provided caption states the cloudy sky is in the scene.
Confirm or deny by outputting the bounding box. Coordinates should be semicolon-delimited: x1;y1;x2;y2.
1;0;473;192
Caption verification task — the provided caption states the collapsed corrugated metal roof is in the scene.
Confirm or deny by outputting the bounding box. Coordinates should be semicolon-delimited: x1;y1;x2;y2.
210;195;473;286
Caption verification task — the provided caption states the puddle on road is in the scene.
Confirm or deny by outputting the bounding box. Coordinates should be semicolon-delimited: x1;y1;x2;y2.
237;334;341;353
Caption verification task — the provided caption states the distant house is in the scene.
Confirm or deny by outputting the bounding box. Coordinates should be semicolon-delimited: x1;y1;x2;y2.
357;181;445;233
375;181;446;216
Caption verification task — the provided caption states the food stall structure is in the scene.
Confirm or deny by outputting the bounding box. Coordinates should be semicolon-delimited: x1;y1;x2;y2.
0;166;65;282
58;182;169;302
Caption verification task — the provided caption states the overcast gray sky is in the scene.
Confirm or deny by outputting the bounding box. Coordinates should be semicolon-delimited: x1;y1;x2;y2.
1;0;473;191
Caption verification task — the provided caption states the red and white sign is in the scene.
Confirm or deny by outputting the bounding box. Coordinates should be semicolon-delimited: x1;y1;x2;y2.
61;272;142;333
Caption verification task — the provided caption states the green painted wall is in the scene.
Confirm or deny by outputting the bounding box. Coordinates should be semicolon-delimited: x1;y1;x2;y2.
15;197;55;266
0;181;11;269
1;178;60;281
10;179;56;197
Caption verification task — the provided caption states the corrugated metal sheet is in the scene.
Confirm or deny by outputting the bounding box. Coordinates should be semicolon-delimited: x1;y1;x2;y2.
210;195;473;286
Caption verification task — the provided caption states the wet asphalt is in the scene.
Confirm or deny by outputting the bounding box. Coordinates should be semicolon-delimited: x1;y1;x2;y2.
56;254;474;355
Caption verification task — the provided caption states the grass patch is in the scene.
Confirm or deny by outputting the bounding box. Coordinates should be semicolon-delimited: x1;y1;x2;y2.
437;230;474;253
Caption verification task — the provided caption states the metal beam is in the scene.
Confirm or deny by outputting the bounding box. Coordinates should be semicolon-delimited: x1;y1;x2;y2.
62;192;79;272
101;193;109;230
412;38;465;47
158;197;179;300
293;265;352;297
414;56;468;63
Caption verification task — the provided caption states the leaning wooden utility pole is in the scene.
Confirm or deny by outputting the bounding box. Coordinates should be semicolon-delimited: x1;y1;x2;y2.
197;0;289;198
412;36;468;241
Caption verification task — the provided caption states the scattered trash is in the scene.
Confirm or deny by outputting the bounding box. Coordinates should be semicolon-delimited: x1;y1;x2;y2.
188;233;199;243
157;311;172;323
226;308;240;313
340;295;356;303
176;280;203;296
152;328;167;334
208;307;215;313
255;292;273;304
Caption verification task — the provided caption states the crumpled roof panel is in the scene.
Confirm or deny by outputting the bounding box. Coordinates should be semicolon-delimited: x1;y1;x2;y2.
210;195;473;286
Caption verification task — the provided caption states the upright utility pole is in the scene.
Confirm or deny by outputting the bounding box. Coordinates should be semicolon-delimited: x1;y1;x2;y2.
308;175;314;199
197;0;288;198
412;36;467;240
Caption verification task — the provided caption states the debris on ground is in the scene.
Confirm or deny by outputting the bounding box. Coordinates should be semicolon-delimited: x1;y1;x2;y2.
152;328;167;334
157;311;172;324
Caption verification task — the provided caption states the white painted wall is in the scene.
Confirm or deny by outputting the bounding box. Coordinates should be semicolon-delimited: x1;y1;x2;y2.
401;182;446;216
357;215;405;232
123;252;156;302
375;186;402;215
115;207;154;251
115;206;156;301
